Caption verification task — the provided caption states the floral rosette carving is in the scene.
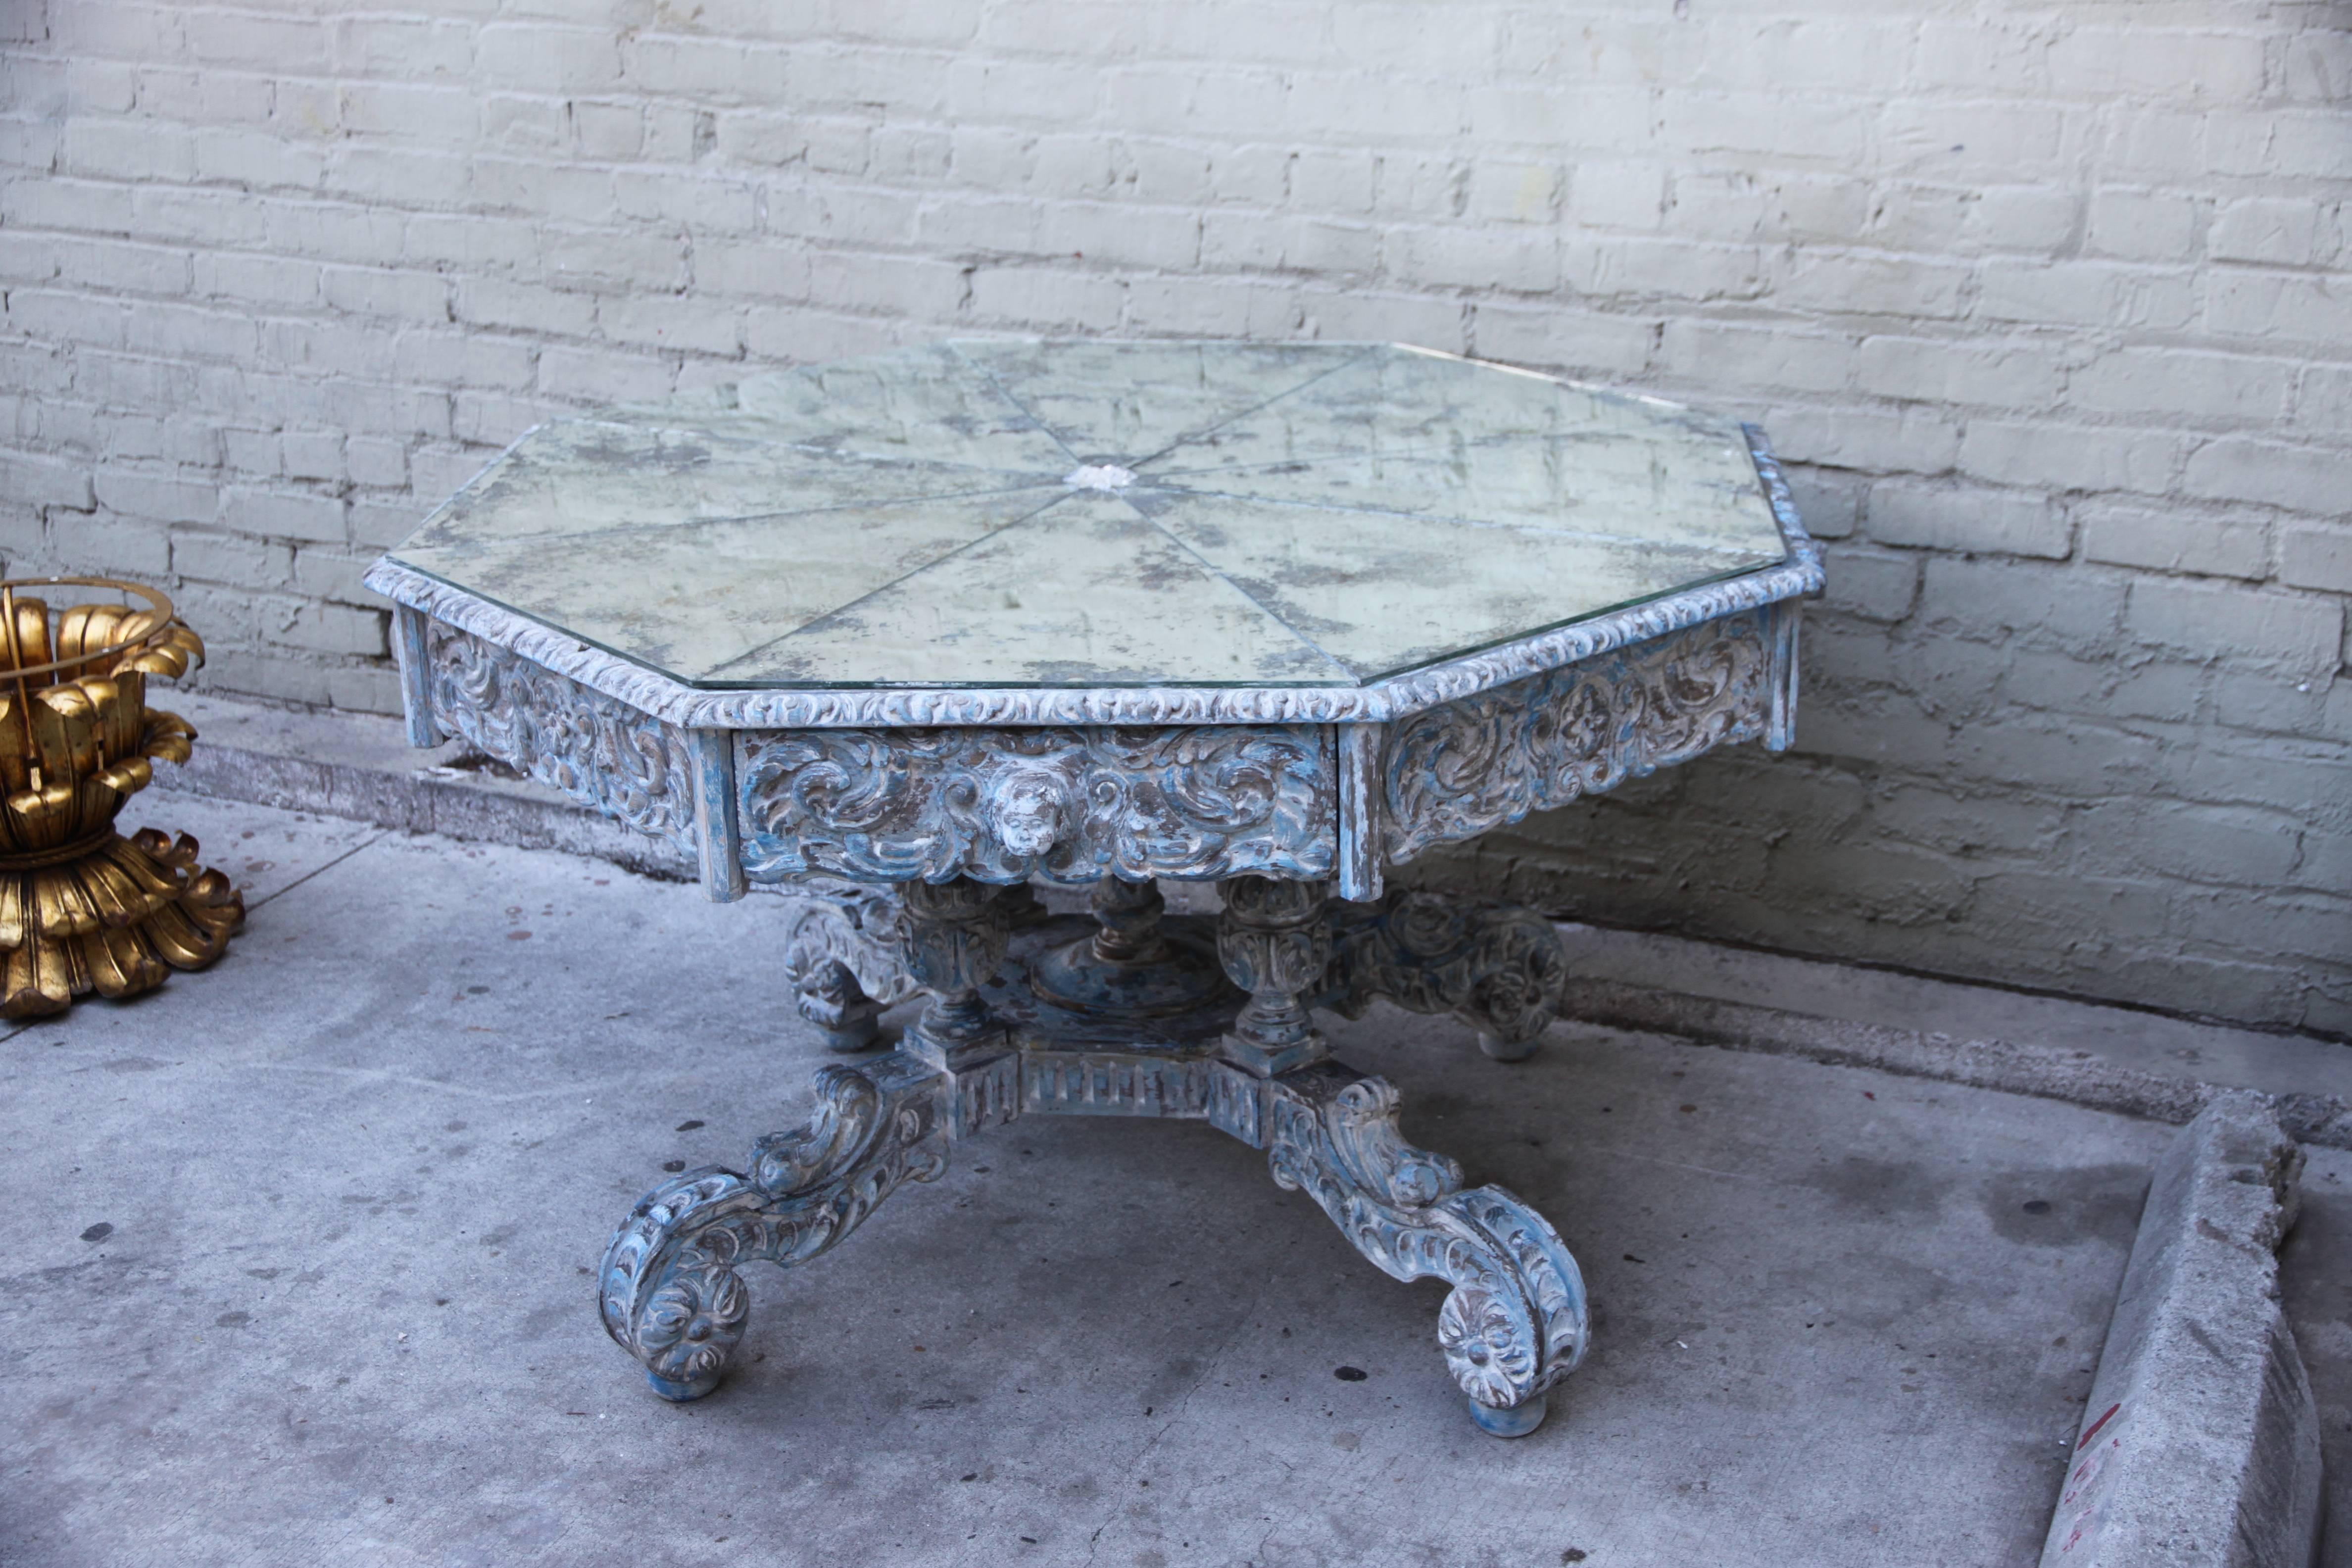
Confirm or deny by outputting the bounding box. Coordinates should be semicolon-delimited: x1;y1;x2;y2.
1266;1070;1588;1421
0;578;243;1017
1437;1281;1542;1409
635;1241;754;1392
601;1058;951;1401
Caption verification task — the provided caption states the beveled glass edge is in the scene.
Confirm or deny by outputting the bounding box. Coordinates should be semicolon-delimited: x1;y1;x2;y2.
362;423;1820;730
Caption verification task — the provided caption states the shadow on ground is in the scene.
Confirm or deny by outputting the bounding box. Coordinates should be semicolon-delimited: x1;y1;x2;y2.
2;797;2180;1567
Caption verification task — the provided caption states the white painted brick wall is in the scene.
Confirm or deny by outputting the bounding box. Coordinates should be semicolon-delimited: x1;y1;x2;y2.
1;0;2345;1031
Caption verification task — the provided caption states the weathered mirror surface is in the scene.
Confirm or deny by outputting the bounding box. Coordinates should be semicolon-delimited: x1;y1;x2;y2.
387;341;1790;690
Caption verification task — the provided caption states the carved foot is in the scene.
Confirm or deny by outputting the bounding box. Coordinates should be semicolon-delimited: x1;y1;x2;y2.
1469;1391;1547;1437
600;1052;950;1401
1321;890;1568;1062
1264;1066;1587;1435
783;886;916;1051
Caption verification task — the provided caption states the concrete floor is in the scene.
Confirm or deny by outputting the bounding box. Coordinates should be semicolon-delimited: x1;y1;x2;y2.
0;794;2312;1567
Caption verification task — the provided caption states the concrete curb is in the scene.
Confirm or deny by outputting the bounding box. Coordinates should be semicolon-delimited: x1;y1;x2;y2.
2039;1091;2323;1567
152;692;693;883
1566;981;2352;1153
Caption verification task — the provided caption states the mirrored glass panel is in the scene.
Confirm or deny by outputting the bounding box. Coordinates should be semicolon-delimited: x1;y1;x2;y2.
388;341;1789;689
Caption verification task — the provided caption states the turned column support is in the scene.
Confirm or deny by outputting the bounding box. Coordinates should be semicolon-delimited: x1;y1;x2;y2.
1091;877;1171;964
898;878;1013;1067
1216;875;1333;1076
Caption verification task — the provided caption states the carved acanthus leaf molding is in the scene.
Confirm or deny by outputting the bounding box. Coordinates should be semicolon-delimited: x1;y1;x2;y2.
425;622;697;852
1266;1070;1588;1415
600;1055;949;1400
1381;611;1772;864
1320;890;1568;1057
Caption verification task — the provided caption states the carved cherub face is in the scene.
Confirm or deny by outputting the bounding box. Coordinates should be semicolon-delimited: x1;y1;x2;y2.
985;767;1067;858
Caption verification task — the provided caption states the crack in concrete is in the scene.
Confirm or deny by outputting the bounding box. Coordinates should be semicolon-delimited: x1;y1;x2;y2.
1078;1270;1271;1568
246;830;392;912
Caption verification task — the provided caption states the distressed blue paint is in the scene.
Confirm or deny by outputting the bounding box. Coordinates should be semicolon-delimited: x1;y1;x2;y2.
369;354;1818;1441
603;885;1590;1434
689;728;746;903
1765;600;1802;753
421;622;700;853
600;1050;951;1402
1317;889;1568;1062
1470;1393;1548;1437
1379;610;1777;865
734;724;1337;886
1335;722;1386;903
392;603;443;749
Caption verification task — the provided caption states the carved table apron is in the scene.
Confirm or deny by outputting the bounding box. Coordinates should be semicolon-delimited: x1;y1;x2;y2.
364;340;1823;1438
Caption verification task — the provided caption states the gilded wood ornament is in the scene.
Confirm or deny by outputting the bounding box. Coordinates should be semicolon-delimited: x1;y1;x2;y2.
0;578;243;1017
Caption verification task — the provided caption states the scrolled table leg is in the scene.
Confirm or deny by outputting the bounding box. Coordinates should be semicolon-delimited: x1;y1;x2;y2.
1263;1067;1588;1436
1320;890;1568;1062
600;1053;950;1401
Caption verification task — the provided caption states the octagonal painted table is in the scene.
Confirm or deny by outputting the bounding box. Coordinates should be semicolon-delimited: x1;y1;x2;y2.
364;340;1822;1438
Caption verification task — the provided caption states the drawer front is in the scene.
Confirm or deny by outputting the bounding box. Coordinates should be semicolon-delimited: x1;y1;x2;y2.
735;724;1337;885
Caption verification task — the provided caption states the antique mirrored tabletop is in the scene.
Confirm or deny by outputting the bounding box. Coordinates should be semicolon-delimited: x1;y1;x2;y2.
365;340;1822;1438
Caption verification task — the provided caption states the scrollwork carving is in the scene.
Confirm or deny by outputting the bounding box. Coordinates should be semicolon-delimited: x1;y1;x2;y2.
1266;1068;1588;1426
424;622;696;851
600;1055;949;1401
1381;612;1772;864
735;725;1334;885
781;886;915;1052
1321;891;1569;1061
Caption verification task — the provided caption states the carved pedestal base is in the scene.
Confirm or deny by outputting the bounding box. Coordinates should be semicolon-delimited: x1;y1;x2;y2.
778;880;1572;1067
1029;877;1229;1019
618;877;1585;1436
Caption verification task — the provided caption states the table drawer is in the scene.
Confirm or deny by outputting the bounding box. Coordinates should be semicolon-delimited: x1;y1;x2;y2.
734;724;1338;885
